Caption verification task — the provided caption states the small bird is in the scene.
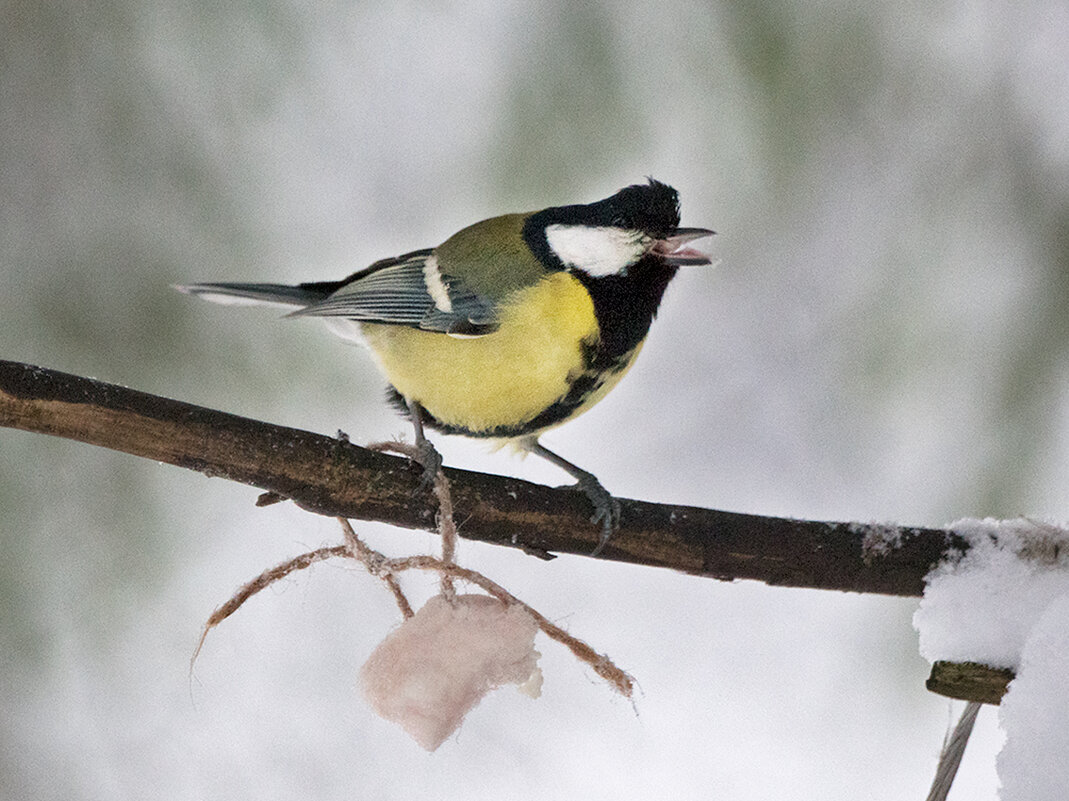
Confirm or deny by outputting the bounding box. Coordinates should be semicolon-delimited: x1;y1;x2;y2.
178;178;713;554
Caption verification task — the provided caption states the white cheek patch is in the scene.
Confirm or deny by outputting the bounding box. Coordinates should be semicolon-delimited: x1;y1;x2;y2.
544;225;648;277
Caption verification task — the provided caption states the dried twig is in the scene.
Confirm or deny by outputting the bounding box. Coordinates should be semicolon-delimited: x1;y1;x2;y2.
369;440;458;602
191;544;347;666
193;441;633;698
925;702;982;801
336;516;413;619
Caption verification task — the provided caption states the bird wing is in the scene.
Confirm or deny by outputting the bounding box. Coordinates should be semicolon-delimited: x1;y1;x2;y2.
287;249;500;336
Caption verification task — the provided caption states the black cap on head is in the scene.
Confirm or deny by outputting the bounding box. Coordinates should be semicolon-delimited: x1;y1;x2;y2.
523;178;684;271
596;178;681;239
538;178;681;237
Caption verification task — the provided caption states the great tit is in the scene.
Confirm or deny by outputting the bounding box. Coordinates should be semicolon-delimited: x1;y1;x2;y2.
178;178;714;554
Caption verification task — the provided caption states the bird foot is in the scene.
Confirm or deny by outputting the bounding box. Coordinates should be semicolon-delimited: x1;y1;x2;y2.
412;437;444;494
367;437;443;495
571;474;621;556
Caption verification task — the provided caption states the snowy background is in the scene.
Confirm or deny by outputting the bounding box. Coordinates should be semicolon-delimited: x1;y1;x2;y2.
3;1;1069;798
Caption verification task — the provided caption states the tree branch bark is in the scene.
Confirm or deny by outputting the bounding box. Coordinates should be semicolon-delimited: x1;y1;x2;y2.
3;359;1016;704
0;358;965;595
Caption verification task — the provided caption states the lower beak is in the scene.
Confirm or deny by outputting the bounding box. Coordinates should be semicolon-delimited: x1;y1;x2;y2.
655;227;716;266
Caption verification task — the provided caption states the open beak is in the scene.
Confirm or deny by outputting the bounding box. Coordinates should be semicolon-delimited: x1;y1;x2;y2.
654;227;716;266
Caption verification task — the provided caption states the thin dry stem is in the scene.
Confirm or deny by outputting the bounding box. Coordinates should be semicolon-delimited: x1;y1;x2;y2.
196;436;632;700
194;529;632;697
432;469;458;602
191;544;347;667
337;517;413;619
925;701;981;801
352;442;632;688
368;439;458;602
380;572;413;618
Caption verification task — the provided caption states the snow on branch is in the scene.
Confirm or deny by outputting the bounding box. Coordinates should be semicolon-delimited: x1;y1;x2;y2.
913;518;1069;799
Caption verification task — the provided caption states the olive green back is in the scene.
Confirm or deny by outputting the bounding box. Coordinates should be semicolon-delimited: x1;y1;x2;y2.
435;212;548;300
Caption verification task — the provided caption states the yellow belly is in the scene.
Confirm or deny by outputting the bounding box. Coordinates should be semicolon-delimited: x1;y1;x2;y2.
360;271;634;436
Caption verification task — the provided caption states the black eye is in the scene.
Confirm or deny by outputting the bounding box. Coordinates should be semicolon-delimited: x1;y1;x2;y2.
611;215;631;228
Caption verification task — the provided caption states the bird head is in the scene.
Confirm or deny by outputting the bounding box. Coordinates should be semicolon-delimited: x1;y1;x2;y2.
524;179;714;278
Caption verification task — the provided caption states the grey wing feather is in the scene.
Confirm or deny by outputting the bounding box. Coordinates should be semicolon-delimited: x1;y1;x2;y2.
420;282;498;335
290;252;499;335
175;282;328;308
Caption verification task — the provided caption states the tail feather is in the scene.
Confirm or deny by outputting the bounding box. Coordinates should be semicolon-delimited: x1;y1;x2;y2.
175;282;332;309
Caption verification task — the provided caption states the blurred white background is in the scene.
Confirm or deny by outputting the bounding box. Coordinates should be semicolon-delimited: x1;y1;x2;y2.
3;1;1068;798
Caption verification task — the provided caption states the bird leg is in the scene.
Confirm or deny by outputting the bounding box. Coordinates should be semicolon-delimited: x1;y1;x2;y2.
524;440;620;556
406;399;443;492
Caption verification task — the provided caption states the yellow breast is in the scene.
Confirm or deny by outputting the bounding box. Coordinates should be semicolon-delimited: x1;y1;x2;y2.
360;271;627;436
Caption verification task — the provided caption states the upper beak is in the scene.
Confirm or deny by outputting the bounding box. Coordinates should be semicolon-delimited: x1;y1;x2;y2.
654;227;716;266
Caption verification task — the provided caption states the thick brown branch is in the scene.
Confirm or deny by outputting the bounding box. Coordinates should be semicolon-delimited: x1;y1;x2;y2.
0;359;965;596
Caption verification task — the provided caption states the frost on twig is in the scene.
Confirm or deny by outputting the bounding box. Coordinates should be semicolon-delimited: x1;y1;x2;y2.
914;517;1069;800
192;437;633;750
853;520;905;564
914;517;1069;670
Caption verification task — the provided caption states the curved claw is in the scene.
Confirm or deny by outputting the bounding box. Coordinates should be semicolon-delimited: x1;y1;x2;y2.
412;437;443;494
574;473;621;557
402;399;444;494
525;440;621;556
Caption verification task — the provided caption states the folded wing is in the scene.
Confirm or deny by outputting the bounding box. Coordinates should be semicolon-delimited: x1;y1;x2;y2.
178;249;499;336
